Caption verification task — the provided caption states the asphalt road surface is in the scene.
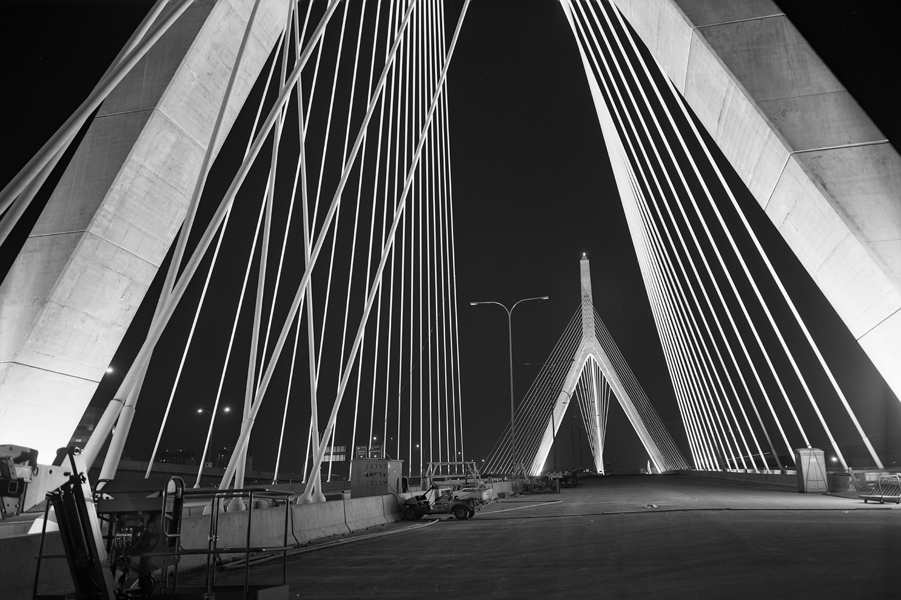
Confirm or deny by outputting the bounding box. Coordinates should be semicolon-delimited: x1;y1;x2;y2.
190;474;900;599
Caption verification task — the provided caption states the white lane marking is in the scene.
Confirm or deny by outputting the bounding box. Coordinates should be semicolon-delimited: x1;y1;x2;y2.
486;500;563;514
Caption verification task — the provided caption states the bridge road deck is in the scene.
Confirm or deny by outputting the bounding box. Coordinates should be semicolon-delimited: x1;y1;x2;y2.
191;474;899;598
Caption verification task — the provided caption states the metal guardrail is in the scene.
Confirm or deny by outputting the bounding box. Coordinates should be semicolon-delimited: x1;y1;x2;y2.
33;476;294;599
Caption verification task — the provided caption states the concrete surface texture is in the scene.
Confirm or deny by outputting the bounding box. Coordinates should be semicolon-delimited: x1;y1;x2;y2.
196;474;900;599
0;0;289;460
609;0;901;400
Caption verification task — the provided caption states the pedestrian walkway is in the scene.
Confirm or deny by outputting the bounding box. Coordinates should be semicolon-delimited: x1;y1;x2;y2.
188;474;899;599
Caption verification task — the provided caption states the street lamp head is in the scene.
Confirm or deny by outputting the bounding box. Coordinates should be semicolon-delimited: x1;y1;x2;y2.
470;293;549;475
223;406;231;413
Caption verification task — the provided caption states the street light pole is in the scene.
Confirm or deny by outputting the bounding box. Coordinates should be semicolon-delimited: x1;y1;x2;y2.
470;295;548;475
196;406;230;488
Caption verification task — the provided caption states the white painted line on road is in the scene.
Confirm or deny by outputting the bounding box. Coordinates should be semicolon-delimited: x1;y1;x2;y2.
222;519;439;570
487;500;562;514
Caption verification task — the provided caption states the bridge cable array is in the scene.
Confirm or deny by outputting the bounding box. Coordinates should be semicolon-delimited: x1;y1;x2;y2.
562;0;883;471
481;300;690;476
0;0;476;499
3;0;889;487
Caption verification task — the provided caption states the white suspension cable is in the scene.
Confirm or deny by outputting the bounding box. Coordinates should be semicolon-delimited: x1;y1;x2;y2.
567;0;797;468
586;0;828;464
608;1;882;469
85;0;342;473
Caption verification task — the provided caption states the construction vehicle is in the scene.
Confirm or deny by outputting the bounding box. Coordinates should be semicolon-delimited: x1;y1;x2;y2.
524;473;559;494
402;483;481;520
560;469;581;488
402;461;498;520
421;461;497;506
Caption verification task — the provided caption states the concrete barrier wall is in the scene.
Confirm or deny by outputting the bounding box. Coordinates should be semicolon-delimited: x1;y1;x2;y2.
294;499;349;544
1;492;410;600
708;469;901;494
344;495;389;530
175;501;302;572
0;520;33;538
694;471;797;489
2;529;71;600
381;492;407;518
485;480;525;498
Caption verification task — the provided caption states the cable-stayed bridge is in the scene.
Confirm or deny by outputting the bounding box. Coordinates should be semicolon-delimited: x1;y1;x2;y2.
1;0;899;510
481;255;690;476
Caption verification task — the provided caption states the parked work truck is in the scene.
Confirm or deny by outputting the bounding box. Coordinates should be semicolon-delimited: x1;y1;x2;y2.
403;461;496;520
402;483;481;520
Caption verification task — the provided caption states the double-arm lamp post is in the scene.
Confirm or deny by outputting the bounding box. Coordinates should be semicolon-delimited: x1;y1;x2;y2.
470;296;548;475
196;406;230;488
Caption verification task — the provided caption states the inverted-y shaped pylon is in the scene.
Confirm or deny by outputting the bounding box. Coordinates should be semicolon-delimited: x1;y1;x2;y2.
527;255;688;475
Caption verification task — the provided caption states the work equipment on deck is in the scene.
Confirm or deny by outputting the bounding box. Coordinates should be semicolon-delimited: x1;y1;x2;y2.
403;461;499;520
3;443;291;599
524;474;559;494
421;461;482;489
421;461;498;506
560;469;580;488
859;474;901;504
1;444;71;521
402;483;481;521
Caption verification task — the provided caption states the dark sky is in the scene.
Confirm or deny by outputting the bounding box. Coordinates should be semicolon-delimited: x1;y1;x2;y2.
2;1;899;475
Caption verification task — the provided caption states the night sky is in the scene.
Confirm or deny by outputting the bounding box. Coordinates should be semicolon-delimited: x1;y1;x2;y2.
2;1;899;475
